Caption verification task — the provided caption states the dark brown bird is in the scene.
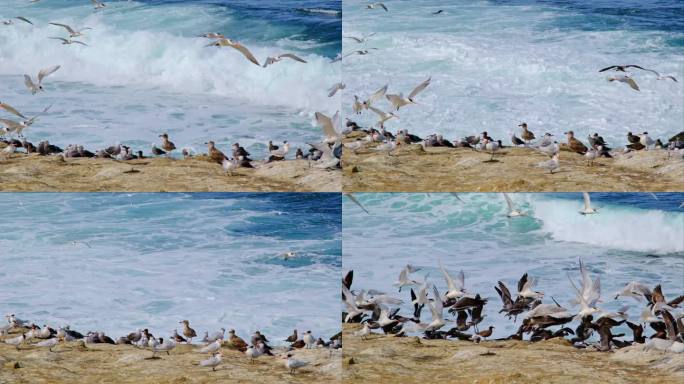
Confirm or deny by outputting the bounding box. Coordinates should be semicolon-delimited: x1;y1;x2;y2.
519;123;535;143
476;326;494;340
285;329;298;343
228;329;248;352
159;133;176;152
152;146;166;156
206;141;226;164
291;339;305;348
565;131;588;154
179;320;196;343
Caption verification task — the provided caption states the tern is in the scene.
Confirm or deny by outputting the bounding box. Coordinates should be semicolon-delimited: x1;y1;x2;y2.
580;192;598;215
386;77;431;110
49;37;88;46
600;65;677;81
327;83;345;97
368;106;397;128
393;265;421;292
503;193;525;217
344;33;376;43
0;104;52;137
284;354;309;375
2;17;33;25
92;0;106;10
537;154;559;174
262;53;307;68
607;75;639;91
439;261;466;299
49;22;91;37
24;66;60;94
200;351;222;371
207;38;260;66
315;111;341;143
342;49;378;59
366;2;388;11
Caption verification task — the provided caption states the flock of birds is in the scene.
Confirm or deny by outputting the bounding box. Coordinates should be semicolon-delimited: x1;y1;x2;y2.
340;3;683;173
343;258;684;353
1;316;341;375
1;0;345;172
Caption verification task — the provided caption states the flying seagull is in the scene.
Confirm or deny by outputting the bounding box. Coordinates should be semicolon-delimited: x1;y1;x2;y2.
262;53;307;68
386;77;431;110
24;65;61;94
207;38;260;66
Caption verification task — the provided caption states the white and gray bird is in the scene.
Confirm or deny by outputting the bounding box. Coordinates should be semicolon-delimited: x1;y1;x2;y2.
284;354;309;374
3;17;33;26
607;75;639;91
315;111;341;143
24;65;61;94
49;22;91;37
366;2;388;11
262;53;307;68
503;193;525;217
206;38;260;66
386;77;431;110
580;192;598;215
327;83;345;97
49;37;88;46
200;351;223;371
368;106;397;128
537;153;559;174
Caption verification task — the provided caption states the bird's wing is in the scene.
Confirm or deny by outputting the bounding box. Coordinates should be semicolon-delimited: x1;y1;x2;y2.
262;57;276;68
38;65;61;84
15;17;33;25
624;77;640;91
315;112;339;139
49;22;75;34
438;261;457;293
431;285;443;314
0;119;22;129
503;193;514;212
408;76;431;100
663;76;678;82
367;105;387;118
582;192;591;211
73;40;89;46
378;3;388;11
344;36;362;43
0;102;26;118
24;75;36;90
49;37;69;43
345;193;369;214
385;94;403;109
230;43;260;66
367;84;388;104
598;65;617;72
279;53;307;63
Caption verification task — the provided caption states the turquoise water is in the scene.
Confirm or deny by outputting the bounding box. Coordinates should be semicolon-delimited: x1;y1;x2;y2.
343;193;684;338
0;193;341;342
0;0;341;157
342;0;683;145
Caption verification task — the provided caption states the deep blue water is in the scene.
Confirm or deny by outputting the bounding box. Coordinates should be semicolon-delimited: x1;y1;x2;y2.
551;192;684;212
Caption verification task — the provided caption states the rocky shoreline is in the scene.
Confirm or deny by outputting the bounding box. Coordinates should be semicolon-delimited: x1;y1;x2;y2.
342;324;684;384
0;152;340;192
342;134;684;192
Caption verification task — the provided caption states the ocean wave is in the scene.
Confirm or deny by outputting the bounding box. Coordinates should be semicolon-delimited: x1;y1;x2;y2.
297;7;342;17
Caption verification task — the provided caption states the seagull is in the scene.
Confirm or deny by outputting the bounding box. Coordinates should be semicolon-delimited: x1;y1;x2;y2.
49;37;88;46
315;111;341;143
284;354;309;375
366;2;388;11
245;345;263;363
199;32;225;39
599;65;677;81
580;192;598;215
49;23;91;37
2;17;33;25
439;261;466;299
344;33;376;43
152;338;176;356
327;83;345;97
614;281;651;301
198;339;222;354
92;0;106;10
207;38;260;66
34;337;59;352
607;75;639;91
393;265;421;292
24;65;61;94
368;106;397;128
263;53;307;68
503;193;525;217
342;49;378;59
200;351;223;371
0;104;52;137
353;323;371;339
386;77;431;110
537;154;559;174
